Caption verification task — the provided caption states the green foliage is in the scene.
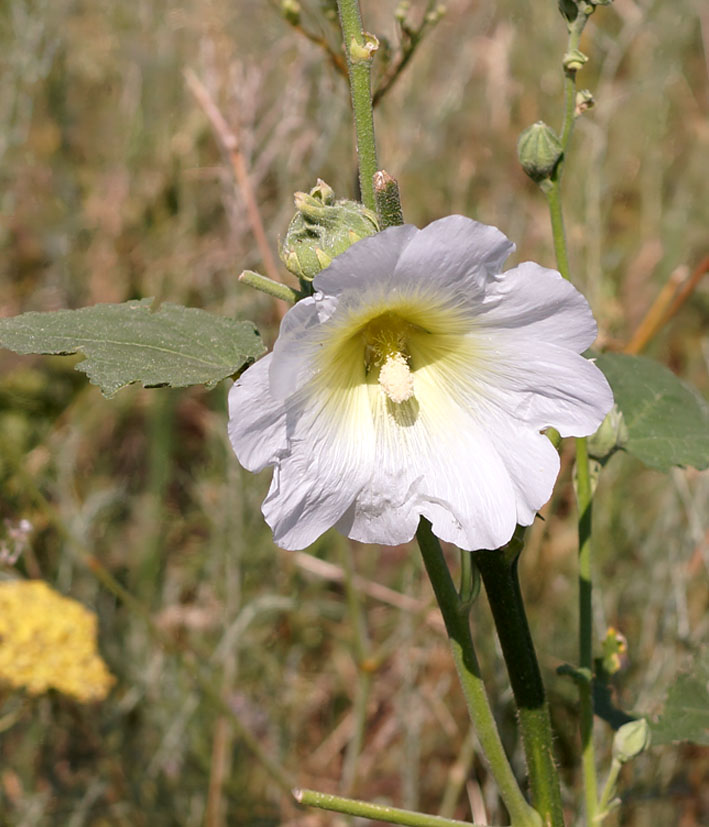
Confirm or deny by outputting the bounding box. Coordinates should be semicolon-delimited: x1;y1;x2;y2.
649;652;709;746
596;353;709;472
0;301;264;397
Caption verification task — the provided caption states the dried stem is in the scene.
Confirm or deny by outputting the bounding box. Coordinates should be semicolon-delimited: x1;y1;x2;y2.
624;255;709;354
184;69;282;284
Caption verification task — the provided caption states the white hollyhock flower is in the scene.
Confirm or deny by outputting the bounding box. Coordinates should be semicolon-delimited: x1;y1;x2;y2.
229;215;613;551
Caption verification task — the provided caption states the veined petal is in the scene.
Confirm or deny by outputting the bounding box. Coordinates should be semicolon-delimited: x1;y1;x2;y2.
476;261;599;352
228;355;287;473
263;373;373;550
468;340;613;437
314;224;418;298
269;296;324;400
394;215;515;304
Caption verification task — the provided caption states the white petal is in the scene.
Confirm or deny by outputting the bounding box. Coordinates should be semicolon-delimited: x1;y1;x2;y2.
262;380;373;550
268;296;324;400
314;224;419;298
394;215;514;303
228;354;287;472
472;341;613;437
476;261;599;352
337;370;521;551
480;418;561;527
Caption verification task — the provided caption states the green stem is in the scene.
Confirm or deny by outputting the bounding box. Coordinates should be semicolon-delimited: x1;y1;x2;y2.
541;181;571;283
544;49;600;815
238;270;302;303
560;19;585;151
416;519;541;827
545;168;599;822
337;0;379;210
294;788;487;827
474;541;565;827
574;437;598;823
595;758;621;824
542;5;594;286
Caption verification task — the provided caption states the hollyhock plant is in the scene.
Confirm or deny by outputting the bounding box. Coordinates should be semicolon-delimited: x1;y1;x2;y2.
228;215;613;552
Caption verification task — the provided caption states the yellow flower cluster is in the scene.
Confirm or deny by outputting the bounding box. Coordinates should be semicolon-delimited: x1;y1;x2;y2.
0;580;115;703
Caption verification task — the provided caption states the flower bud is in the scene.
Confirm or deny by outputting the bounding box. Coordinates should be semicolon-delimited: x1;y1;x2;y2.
349;33;379;63
280;180;380;282
600;626;628;675
612;719;651;764
588;404;628;461
576;89;595;115
517;121;563;182
564;48;589;73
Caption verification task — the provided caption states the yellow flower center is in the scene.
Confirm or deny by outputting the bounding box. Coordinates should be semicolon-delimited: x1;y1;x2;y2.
361;313;417;404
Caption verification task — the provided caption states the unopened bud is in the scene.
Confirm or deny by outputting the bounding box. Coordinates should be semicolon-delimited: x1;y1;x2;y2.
564;48;589;72
517;121;563;182
600;626;628;675
588;404;628;461
576;89;595;115
612;719;651;764
349;33;379;63
280;180;379;282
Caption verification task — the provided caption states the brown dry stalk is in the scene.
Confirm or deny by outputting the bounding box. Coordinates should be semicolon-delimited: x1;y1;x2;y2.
184;69;282;284
624;255;709;355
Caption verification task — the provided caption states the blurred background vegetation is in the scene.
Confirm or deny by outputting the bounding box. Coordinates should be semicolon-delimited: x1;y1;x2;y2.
0;0;707;824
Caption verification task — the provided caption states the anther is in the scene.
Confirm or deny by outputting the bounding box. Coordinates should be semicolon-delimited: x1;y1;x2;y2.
378;353;415;404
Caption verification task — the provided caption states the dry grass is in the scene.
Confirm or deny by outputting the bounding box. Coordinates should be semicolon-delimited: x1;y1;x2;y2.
0;0;707;824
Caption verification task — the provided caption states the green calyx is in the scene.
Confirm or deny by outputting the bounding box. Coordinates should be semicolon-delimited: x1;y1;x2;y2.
517;121;564;182
587;404;628;461
280;179;380;282
612;719;651;764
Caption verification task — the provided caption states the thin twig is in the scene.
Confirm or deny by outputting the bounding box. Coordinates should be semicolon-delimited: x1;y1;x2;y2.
292;22;348;77
289;549;426;613
624;255;709;354
184;69;282;284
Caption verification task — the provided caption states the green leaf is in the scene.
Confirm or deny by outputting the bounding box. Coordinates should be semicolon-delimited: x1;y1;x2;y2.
595;353;709;472
649;652;709;746
0;300;265;397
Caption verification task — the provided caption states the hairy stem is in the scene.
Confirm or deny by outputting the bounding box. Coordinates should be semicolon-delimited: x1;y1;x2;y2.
474;542;565;827
542;8;606;816
294;787;483;826
337;0;379;210
416;519;541;827
574;437;598;823
238;270;302;304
